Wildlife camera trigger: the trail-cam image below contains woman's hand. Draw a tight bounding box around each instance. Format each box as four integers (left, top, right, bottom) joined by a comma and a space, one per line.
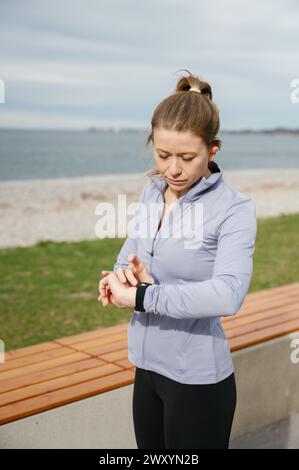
98, 271, 137, 309
98, 253, 154, 307
108, 253, 154, 286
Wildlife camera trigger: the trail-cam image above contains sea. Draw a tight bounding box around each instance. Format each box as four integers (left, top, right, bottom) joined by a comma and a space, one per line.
0, 128, 298, 182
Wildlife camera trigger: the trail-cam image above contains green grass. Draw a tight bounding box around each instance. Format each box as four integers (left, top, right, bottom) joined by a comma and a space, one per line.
1, 213, 298, 351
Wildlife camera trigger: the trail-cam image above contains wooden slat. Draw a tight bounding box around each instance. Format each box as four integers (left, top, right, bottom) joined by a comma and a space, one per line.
99, 348, 129, 363
55, 333, 127, 353
228, 317, 299, 351
0, 358, 104, 394
240, 289, 298, 309
116, 358, 135, 369
0, 352, 90, 381
0, 363, 123, 407
225, 310, 299, 339
222, 289, 299, 322
76, 340, 129, 358
5, 341, 61, 362
56, 323, 128, 346
223, 302, 299, 332
235, 283, 299, 303
0, 346, 82, 372
235, 295, 299, 316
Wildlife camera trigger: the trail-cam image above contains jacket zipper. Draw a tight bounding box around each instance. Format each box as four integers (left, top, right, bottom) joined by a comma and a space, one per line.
141, 212, 160, 367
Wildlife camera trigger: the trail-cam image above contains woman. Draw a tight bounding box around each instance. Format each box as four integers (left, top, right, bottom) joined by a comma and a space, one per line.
98, 70, 257, 449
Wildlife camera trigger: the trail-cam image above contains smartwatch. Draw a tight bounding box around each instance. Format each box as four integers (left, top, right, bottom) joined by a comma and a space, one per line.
135, 282, 153, 312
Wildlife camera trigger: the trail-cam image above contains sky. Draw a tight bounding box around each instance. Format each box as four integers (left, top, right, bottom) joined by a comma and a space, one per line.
0, 0, 298, 131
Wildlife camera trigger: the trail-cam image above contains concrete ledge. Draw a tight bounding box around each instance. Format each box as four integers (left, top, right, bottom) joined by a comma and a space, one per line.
0, 331, 298, 448
231, 330, 299, 440
230, 411, 299, 449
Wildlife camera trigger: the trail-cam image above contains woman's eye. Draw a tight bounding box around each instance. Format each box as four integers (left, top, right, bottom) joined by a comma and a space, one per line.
158, 154, 194, 162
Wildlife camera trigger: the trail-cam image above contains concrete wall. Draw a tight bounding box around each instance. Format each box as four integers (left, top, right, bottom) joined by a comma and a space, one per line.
1, 331, 298, 449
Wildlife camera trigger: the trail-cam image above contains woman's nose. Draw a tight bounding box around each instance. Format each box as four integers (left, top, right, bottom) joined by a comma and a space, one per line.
169, 158, 182, 177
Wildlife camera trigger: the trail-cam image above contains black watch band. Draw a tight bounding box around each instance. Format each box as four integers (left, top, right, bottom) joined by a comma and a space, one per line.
135, 282, 152, 312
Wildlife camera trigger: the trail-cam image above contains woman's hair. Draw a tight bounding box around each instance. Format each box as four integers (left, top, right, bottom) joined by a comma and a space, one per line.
145, 69, 222, 177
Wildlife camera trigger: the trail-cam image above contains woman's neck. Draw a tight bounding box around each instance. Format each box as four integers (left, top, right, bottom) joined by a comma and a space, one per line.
165, 169, 213, 201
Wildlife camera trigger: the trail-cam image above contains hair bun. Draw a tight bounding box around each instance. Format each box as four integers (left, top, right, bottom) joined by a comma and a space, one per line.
198, 87, 212, 100
174, 69, 213, 100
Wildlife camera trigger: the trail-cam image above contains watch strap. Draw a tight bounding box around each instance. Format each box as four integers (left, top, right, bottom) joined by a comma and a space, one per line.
135, 282, 152, 312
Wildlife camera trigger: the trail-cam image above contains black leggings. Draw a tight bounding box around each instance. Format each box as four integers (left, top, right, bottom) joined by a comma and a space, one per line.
132, 367, 237, 449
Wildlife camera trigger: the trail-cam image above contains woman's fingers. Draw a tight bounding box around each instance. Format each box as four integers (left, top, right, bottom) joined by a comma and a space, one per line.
99, 276, 111, 307
99, 276, 108, 295
102, 285, 112, 307
115, 268, 128, 284
128, 253, 143, 271
124, 267, 138, 286
101, 265, 138, 287
115, 267, 138, 286
101, 268, 129, 286
98, 272, 126, 308
98, 287, 111, 307
127, 253, 154, 284
127, 253, 137, 264
127, 253, 146, 282
99, 271, 114, 306
99, 272, 125, 308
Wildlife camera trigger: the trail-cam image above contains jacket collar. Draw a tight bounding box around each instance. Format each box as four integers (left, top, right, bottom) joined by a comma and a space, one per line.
148, 162, 223, 203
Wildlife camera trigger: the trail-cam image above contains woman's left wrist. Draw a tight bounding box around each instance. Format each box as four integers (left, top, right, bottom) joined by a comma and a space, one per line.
127, 286, 137, 308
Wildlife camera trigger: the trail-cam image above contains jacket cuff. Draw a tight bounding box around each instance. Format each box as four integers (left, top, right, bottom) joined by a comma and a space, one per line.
143, 284, 161, 314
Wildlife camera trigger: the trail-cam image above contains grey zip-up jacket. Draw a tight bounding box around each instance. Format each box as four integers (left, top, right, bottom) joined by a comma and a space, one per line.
113, 164, 257, 384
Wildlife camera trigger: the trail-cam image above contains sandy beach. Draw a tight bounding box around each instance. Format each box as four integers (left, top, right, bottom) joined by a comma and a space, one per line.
0, 168, 299, 249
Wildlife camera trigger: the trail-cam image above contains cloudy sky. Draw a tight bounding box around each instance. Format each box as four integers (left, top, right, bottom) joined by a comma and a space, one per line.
0, 0, 298, 130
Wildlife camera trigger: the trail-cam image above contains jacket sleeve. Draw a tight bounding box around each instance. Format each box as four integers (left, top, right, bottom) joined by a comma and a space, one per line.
143, 197, 257, 319
112, 186, 147, 273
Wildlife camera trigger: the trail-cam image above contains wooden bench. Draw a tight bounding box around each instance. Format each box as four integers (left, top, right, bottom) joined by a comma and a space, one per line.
1, 282, 299, 427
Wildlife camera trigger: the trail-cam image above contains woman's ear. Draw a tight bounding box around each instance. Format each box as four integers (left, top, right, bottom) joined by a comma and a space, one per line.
209, 145, 219, 158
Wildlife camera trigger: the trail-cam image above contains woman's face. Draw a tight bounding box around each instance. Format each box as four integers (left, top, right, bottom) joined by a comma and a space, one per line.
153, 127, 217, 197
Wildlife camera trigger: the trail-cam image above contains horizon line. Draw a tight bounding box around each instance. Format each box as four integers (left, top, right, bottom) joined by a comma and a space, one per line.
0, 126, 298, 133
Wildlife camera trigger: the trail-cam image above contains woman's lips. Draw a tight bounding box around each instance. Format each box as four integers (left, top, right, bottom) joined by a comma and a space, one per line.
167, 178, 187, 185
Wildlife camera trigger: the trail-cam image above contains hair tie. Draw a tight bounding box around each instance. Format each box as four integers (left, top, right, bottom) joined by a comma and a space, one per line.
189, 86, 201, 94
